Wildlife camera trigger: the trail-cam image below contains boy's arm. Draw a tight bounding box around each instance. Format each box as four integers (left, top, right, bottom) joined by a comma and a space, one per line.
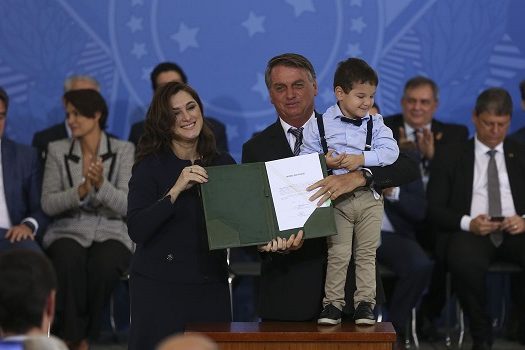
362, 116, 399, 167
299, 118, 323, 155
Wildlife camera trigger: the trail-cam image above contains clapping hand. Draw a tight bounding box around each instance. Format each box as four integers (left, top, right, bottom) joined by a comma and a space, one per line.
86, 157, 104, 190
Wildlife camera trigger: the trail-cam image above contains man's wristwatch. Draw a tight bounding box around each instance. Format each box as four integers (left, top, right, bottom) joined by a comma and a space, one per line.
361, 169, 374, 187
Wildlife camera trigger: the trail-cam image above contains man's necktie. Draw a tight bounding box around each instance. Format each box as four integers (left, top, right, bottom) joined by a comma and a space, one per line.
288, 127, 303, 156
413, 129, 429, 174
340, 116, 362, 126
487, 149, 503, 247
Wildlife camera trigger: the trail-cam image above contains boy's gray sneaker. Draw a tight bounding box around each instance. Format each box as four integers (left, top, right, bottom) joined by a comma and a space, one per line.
354, 301, 376, 325
318, 304, 342, 325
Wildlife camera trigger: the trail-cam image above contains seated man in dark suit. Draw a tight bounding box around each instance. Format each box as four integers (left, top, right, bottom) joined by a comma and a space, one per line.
242, 53, 419, 322
0, 87, 47, 252
31, 75, 101, 162
428, 87, 525, 350
383, 76, 469, 336
378, 178, 433, 339
384, 76, 469, 188
128, 62, 228, 152
509, 79, 525, 143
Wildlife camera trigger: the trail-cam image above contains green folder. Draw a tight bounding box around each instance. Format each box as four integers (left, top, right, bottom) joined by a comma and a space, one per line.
201, 154, 337, 250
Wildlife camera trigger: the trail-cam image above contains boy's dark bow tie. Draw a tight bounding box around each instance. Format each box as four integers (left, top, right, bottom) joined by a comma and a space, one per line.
340, 116, 363, 126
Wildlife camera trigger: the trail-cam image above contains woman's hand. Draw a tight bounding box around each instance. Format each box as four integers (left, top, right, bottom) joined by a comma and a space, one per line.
86, 158, 104, 190
78, 176, 92, 200
167, 165, 208, 203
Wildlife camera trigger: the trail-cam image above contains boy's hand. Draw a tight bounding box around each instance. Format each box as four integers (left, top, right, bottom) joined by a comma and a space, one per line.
325, 150, 345, 169
340, 154, 364, 171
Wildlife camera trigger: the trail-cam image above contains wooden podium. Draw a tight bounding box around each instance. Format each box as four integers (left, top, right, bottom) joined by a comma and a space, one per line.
186, 322, 396, 350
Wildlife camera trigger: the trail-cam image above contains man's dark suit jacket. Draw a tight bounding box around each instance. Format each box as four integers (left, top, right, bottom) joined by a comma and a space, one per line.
428, 138, 525, 233
384, 178, 427, 239
1, 137, 48, 235
31, 122, 68, 161
128, 117, 229, 152
510, 126, 525, 145
242, 115, 419, 321
384, 114, 469, 248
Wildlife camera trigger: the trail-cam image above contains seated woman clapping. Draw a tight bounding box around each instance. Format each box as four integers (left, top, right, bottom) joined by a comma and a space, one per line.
41, 89, 134, 350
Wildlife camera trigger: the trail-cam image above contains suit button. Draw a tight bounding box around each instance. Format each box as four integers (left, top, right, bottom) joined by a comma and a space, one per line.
166, 254, 174, 261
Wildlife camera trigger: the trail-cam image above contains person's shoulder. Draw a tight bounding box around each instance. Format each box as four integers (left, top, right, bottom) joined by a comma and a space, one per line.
204, 116, 225, 129
133, 151, 172, 173
435, 138, 472, 160
370, 113, 385, 122
509, 126, 525, 144
130, 120, 145, 130
212, 152, 236, 165
433, 119, 468, 132
24, 335, 69, 350
504, 136, 525, 151
2, 138, 38, 158
243, 120, 281, 147
382, 113, 403, 124
108, 136, 135, 153
33, 123, 66, 139
47, 138, 71, 153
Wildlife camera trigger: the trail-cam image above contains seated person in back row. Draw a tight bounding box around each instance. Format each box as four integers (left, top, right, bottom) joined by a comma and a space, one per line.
41, 89, 134, 350
128, 61, 228, 152
428, 87, 525, 350
32, 75, 101, 162
0, 87, 47, 252
300, 58, 399, 325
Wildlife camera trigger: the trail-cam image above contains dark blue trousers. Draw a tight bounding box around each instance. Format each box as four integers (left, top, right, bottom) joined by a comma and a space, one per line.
377, 231, 433, 333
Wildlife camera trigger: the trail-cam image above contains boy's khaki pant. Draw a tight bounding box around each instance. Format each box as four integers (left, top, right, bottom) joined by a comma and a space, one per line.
323, 189, 384, 311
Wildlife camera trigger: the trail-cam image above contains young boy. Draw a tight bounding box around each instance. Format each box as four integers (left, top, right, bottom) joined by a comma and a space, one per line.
300, 58, 399, 325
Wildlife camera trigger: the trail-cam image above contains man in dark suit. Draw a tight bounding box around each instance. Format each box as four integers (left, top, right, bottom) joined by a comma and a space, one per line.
32, 75, 101, 162
0, 87, 47, 252
428, 87, 525, 350
128, 62, 228, 152
509, 79, 525, 143
384, 77, 469, 336
242, 53, 419, 321
384, 76, 469, 188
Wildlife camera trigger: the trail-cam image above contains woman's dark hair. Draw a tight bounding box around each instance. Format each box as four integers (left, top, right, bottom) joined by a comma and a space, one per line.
136, 82, 217, 163
63, 89, 108, 129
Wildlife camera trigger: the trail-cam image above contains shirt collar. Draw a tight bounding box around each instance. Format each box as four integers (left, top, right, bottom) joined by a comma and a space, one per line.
474, 134, 504, 156
279, 111, 315, 134
327, 103, 370, 122
404, 121, 431, 136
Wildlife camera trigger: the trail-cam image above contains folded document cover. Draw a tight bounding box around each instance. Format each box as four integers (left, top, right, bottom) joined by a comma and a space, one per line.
201, 154, 337, 250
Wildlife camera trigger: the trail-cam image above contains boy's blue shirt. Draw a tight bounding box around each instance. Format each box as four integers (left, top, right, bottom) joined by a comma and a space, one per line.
300, 103, 399, 175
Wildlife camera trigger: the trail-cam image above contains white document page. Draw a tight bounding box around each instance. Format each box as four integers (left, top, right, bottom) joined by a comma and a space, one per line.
265, 153, 329, 231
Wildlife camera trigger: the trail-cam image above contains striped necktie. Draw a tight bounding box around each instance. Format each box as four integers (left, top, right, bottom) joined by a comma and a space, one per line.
288, 127, 303, 156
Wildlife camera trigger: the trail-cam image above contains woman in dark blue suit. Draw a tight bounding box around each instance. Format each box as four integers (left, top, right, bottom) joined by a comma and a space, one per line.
127, 82, 233, 350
